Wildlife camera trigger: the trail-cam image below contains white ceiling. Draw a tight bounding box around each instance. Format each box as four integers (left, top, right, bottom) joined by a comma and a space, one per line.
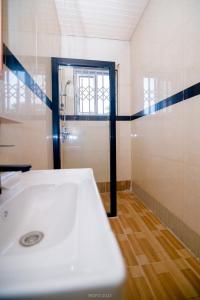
54, 0, 149, 41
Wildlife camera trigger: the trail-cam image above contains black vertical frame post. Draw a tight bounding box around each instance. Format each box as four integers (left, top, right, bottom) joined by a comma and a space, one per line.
51, 57, 117, 217
108, 63, 117, 217
51, 58, 61, 169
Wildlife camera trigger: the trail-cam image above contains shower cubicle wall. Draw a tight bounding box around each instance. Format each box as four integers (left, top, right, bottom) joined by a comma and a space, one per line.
58, 66, 110, 194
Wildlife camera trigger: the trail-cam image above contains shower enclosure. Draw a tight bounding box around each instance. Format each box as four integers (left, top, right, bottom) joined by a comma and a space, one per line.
51, 58, 116, 216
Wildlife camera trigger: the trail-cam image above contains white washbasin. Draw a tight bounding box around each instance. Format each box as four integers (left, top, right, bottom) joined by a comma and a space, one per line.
0, 169, 125, 299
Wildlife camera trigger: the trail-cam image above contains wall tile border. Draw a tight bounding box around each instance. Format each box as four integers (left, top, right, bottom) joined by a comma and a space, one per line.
3, 44, 52, 110
131, 82, 200, 121
3, 44, 200, 121
60, 115, 131, 121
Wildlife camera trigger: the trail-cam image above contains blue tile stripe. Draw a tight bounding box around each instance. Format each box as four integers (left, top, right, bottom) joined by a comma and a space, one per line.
60, 115, 109, 121
3, 44, 52, 110
3, 45, 200, 121
184, 82, 200, 100
60, 115, 131, 121
131, 91, 183, 120
131, 83, 200, 120
116, 115, 131, 121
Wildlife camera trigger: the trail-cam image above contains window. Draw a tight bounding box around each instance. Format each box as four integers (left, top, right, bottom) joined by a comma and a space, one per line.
74, 68, 110, 115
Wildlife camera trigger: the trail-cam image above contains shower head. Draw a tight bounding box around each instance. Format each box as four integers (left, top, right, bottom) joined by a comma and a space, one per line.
63, 80, 71, 92
61, 80, 72, 98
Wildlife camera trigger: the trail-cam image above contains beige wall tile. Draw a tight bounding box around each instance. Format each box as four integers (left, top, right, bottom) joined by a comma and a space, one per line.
130, 0, 200, 243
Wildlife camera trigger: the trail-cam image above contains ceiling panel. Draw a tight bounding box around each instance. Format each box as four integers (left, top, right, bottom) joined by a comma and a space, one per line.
55, 0, 149, 41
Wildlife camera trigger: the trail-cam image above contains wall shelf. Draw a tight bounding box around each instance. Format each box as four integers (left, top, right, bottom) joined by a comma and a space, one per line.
0, 114, 22, 124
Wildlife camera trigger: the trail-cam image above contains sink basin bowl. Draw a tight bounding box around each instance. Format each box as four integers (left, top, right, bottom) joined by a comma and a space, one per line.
0, 169, 125, 299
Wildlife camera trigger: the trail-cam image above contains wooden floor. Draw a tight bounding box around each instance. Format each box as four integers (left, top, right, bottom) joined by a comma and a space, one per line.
101, 191, 200, 300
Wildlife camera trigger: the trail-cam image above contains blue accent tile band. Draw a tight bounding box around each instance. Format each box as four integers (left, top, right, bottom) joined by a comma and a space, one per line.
184, 82, 200, 100
60, 115, 131, 121
3, 45, 200, 122
60, 115, 109, 121
116, 115, 131, 121
60, 83, 200, 122
131, 83, 200, 120
3, 44, 52, 110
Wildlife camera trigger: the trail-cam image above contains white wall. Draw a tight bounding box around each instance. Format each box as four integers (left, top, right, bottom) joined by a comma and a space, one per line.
1, 0, 200, 253
60, 36, 132, 181
61, 121, 110, 182
0, 1, 131, 182
130, 0, 200, 238
0, 0, 61, 170
61, 36, 131, 115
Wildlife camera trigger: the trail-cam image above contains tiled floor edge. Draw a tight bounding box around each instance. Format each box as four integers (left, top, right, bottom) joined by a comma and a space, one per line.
132, 182, 200, 260
97, 180, 131, 193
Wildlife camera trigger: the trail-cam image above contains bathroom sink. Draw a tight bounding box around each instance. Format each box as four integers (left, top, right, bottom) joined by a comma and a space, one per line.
0, 169, 125, 299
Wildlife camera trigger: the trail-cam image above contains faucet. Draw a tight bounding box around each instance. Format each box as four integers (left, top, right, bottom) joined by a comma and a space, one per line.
0, 164, 32, 194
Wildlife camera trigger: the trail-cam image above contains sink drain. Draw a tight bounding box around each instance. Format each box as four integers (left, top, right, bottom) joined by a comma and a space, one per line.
19, 231, 44, 247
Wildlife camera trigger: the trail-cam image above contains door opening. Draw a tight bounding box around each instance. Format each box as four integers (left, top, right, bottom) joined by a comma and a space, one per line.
51, 58, 116, 217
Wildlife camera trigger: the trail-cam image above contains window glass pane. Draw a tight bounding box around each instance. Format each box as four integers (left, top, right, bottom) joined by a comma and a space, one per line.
98, 99, 103, 114
83, 99, 89, 113
104, 100, 110, 114
97, 75, 102, 89
104, 75, 109, 88
79, 76, 95, 113
103, 75, 109, 114
82, 77, 88, 87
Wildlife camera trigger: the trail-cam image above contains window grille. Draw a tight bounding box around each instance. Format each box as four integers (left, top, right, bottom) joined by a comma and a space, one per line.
74, 68, 110, 115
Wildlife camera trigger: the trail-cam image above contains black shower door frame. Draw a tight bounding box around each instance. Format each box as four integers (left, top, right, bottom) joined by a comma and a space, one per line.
51, 57, 117, 217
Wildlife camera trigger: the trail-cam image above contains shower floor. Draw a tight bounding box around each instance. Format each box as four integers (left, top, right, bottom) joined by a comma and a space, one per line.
101, 192, 200, 300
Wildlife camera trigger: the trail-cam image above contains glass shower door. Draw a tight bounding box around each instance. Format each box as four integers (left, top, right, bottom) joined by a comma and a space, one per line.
59, 65, 110, 212
52, 58, 116, 216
